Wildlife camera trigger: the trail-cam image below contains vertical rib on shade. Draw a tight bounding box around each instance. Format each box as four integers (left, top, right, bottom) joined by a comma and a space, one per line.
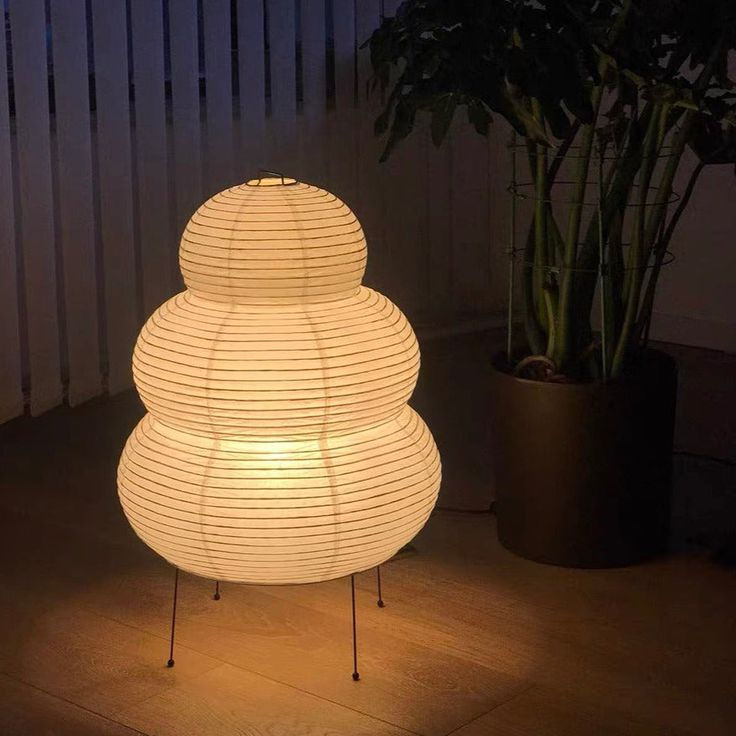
118, 177, 441, 584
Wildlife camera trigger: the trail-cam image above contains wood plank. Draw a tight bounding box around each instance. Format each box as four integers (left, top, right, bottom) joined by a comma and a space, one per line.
169, 0, 204, 263
142, 576, 526, 736
265, 0, 297, 172
0, 0, 23, 421
0, 673, 141, 736
0, 578, 221, 719
0, 503, 523, 736
49, 0, 102, 407
130, 0, 172, 314
237, 0, 266, 178
202, 0, 234, 193
90, 0, 139, 393
257, 513, 736, 736
117, 663, 413, 736
450, 685, 697, 736
385, 518, 736, 736
0, 504, 524, 736
9, 0, 62, 415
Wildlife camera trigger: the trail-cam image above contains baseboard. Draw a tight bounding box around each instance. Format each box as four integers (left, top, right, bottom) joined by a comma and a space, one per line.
416, 312, 506, 341
415, 310, 736, 355
649, 312, 736, 353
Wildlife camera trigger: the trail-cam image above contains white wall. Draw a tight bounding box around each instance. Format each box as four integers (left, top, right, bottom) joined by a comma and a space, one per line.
650, 148, 736, 353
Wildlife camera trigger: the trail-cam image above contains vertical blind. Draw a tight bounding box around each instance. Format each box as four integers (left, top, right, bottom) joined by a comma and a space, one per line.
0, 0, 506, 422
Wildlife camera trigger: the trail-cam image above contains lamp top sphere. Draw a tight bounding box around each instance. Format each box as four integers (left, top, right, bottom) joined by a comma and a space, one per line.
179, 177, 367, 304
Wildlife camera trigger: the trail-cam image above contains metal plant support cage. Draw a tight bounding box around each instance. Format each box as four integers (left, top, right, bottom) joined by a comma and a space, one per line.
504, 133, 677, 380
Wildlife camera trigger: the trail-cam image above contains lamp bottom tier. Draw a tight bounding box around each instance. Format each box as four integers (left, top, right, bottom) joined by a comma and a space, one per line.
117, 406, 441, 584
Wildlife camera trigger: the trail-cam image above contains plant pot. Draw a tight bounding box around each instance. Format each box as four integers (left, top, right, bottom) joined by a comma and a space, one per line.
489, 349, 677, 567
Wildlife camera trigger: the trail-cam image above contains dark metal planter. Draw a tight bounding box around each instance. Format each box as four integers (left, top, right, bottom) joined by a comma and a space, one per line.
489, 349, 677, 568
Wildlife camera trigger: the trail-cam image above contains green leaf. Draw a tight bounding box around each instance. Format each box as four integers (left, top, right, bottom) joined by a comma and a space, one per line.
466, 99, 491, 137
503, 91, 552, 145
374, 109, 391, 137
688, 114, 736, 163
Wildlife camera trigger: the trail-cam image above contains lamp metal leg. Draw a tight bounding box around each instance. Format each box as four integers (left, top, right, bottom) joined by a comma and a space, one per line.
213, 580, 220, 600
351, 574, 360, 681
376, 565, 385, 607
167, 567, 179, 668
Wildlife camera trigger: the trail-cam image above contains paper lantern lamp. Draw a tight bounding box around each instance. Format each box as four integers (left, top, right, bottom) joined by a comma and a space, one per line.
118, 176, 441, 586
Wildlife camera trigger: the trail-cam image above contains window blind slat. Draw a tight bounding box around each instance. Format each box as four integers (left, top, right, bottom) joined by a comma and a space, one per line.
0, 1, 23, 420
266, 0, 297, 172
354, 1, 384, 290
90, 0, 138, 393
330, 0, 357, 208
169, 0, 203, 252
299, 0, 327, 183
0, 0, 503, 426
131, 0, 172, 316
237, 0, 266, 176
50, 0, 102, 406
9, 0, 62, 415
376, 0, 425, 315
203, 0, 234, 192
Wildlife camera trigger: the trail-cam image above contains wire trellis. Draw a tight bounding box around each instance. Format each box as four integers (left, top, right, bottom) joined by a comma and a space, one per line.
505, 131, 676, 380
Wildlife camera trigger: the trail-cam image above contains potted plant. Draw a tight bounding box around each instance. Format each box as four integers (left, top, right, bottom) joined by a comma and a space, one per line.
367, 0, 736, 566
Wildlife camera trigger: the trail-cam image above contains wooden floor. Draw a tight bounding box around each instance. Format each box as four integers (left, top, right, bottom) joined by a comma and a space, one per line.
1, 334, 735, 735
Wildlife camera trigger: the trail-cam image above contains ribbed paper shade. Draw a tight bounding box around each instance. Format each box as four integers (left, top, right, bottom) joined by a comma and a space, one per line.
119, 407, 439, 584
133, 288, 419, 437
118, 177, 441, 584
180, 178, 366, 303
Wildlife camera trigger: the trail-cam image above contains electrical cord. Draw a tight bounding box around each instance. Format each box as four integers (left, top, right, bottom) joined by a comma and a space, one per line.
673, 450, 736, 467
434, 501, 495, 515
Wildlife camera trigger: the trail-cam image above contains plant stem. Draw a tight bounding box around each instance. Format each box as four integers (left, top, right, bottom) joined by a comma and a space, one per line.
639, 34, 725, 261
531, 98, 551, 348
572, 102, 654, 358
548, 121, 581, 184
611, 36, 725, 373
522, 223, 546, 355
635, 159, 705, 346
611, 103, 662, 376
543, 288, 557, 358
547, 207, 564, 264
552, 106, 597, 370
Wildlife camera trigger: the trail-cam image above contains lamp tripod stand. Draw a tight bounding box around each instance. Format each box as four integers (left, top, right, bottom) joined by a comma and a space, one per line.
118, 177, 441, 685
165, 564, 386, 681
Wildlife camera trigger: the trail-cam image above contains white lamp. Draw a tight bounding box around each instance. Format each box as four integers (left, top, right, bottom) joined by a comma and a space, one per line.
118, 176, 441, 587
